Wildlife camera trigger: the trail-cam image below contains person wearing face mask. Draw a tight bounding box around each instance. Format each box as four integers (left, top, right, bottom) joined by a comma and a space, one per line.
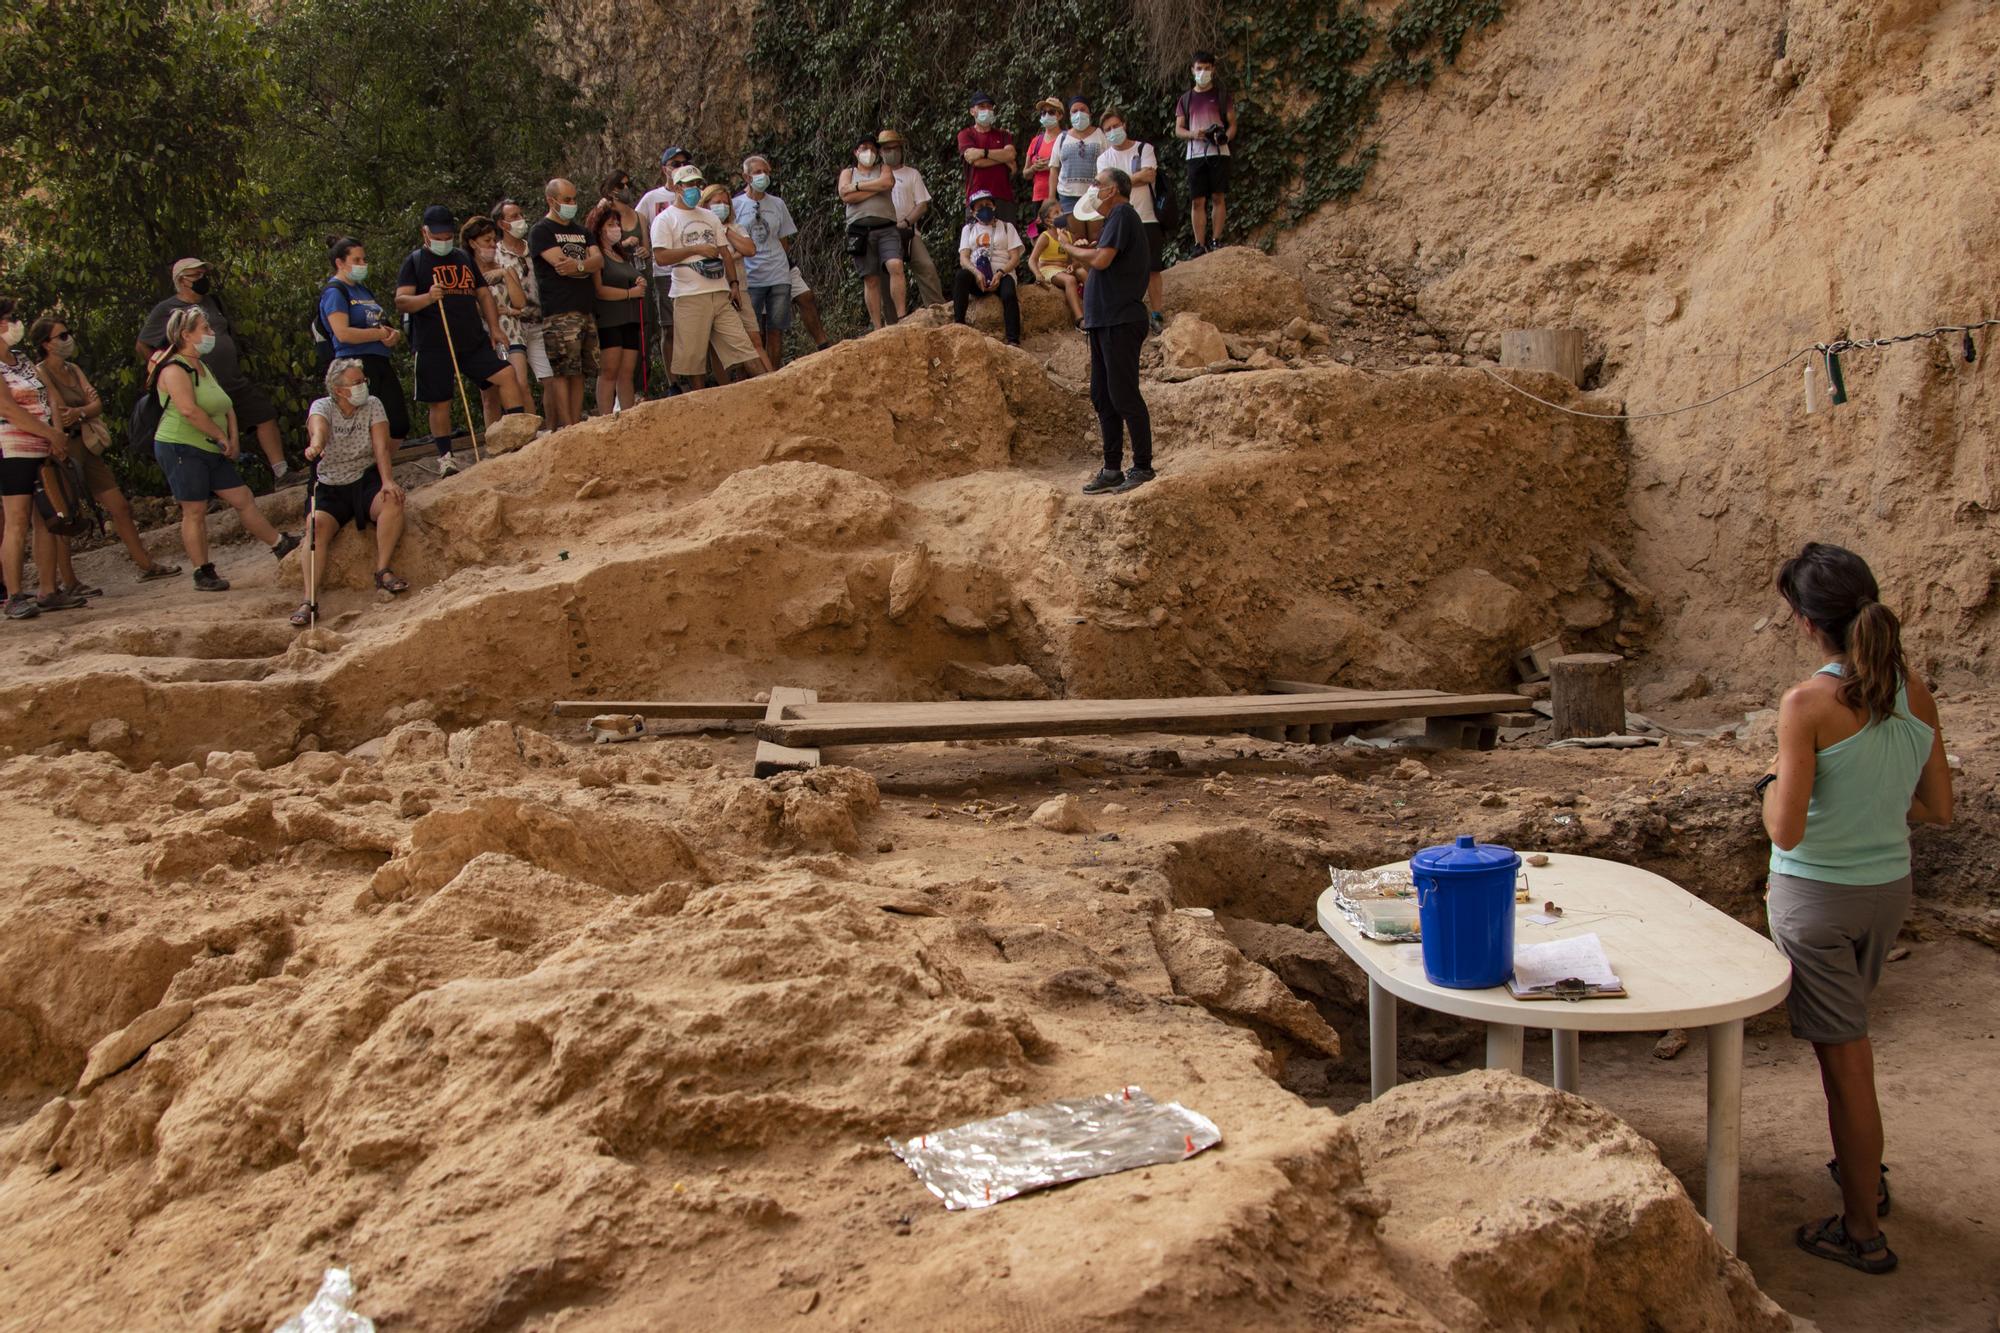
736, 155, 800, 369
1175, 50, 1237, 254
147, 307, 303, 592
651, 165, 763, 392
876, 129, 944, 309
1095, 110, 1166, 333
1023, 97, 1066, 226
0, 297, 86, 619
700, 183, 772, 377
529, 180, 604, 429
1063, 168, 1157, 495
491, 198, 552, 404
636, 147, 693, 373
463, 216, 533, 430
595, 171, 654, 393
839, 136, 907, 330
1053, 97, 1109, 235
951, 191, 1023, 346
136, 258, 293, 483
30, 316, 181, 585
315, 238, 410, 455
587, 203, 648, 414
396, 204, 529, 472
957, 92, 1019, 224
293, 358, 410, 627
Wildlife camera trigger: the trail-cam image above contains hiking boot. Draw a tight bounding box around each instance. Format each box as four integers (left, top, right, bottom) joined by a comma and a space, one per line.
38, 588, 88, 611
193, 564, 230, 593
1082, 468, 1126, 495
271, 532, 302, 562
3, 594, 38, 620
1115, 466, 1156, 493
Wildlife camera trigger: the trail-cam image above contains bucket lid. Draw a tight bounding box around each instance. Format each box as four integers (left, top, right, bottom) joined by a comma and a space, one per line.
1411, 834, 1521, 875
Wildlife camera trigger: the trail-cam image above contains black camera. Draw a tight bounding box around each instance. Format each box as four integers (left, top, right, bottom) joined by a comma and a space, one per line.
1203, 125, 1229, 147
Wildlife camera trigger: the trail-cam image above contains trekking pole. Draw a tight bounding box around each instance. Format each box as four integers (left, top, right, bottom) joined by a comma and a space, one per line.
433, 288, 485, 464
304, 464, 319, 631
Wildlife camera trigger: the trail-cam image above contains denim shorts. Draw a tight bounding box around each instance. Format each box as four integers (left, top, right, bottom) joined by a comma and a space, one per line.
748, 284, 793, 333
154, 439, 246, 502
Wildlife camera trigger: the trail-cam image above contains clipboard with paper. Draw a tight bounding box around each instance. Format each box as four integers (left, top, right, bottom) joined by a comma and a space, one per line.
1506, 932, 1628, 1001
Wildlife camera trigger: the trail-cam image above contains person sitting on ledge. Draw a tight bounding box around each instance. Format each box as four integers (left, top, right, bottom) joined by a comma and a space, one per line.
951, 190, 1023, 346
292, 357, 409, 627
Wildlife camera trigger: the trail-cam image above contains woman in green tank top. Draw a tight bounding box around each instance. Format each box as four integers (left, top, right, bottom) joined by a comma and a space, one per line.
1760, 542, 1952, 1275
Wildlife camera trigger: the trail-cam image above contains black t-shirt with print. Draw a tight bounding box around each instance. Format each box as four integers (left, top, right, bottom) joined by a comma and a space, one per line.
1082, 202, 1152, 329
396, 247, 488, 353
528, 217, 596, 315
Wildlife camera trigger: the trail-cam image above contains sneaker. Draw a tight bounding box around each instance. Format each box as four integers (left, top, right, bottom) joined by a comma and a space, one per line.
272, 458, 291, 480
38, 588, 88, 611
1149, 312, 1164, 337
1115, 466, 1157, 493
270, 532, 302, 562
138, 562, 182, 581
3, 594, 38, 620
193, 564, 230, 593
1082, 468, 1126, 495
59, 581, 103, 599
436, 453, 461, 477
1190, 241, 1209, 256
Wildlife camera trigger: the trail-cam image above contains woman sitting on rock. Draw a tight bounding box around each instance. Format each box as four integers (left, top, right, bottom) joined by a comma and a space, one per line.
1760, 541, 1952, 1275
293, 357, 408, 627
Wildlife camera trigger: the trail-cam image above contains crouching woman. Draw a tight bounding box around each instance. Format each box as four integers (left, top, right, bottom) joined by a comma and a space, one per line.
294, 357, 408, 627
1760, 541, 1952, 1275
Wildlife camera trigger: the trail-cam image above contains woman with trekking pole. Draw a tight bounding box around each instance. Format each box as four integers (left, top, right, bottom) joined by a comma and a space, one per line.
1760, 542, 1952, 1275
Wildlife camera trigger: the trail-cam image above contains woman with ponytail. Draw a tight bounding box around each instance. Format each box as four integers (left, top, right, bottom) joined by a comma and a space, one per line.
1761, 541, 1952, 1274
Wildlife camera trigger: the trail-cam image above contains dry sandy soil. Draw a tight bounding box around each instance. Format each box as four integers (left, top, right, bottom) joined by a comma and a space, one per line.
5, 10, 2000, 1311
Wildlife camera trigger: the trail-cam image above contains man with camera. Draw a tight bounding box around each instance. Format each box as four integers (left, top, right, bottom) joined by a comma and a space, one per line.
1174, 51, 1238, 254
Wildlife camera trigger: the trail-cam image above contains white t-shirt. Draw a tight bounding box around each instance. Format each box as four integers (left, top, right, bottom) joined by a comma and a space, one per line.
636, 184, 677, 238
1098, 141, 1158, 224
890, 166, 931, 226
650, 204, 731, 299
957, 220, 1024, 272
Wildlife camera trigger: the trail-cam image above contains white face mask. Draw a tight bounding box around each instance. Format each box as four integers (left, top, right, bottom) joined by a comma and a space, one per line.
196, 332, 217, 355
345, 383, 369, 407
0, 322, 20, 349
1193, 67, 1213, 88
507, 218, 529, 239
856, 149, 876, 167
1105, 127, 1127, 146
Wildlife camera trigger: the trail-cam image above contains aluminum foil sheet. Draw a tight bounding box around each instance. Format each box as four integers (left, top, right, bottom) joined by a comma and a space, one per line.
1328, 864, 1421, 941
888, 1087, 1222, 1209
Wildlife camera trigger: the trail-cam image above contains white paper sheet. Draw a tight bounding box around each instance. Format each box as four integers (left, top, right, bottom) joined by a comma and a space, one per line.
1513, 932, 1620, 990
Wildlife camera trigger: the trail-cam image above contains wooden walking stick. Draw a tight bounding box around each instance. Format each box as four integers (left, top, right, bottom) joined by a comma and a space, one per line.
433, 282, 485, 464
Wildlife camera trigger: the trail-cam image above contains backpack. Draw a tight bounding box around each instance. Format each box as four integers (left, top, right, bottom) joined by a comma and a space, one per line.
128, 354, 194, 458
1142, 141, 1179, 233
33, 455, 92, 537
310, 278, 351, 370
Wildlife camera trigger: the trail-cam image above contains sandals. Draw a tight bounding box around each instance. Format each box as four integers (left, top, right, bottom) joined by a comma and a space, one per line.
1797, 1214, 1897, 1274
289, 601, 317, 628
1828, 1158, 1891, 1217
138, 562, 182, 581
374, 569, 409, 595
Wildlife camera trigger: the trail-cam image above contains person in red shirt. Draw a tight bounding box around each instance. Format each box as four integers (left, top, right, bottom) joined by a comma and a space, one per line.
956, 91, 1019, 225
1022, 96, 1065, 226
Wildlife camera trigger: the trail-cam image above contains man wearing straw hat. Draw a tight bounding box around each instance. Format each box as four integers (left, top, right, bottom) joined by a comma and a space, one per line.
394, 205, 530, 472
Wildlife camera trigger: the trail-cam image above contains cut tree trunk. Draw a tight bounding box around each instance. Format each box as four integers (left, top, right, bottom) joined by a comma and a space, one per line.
1500, 329, 1587, 386
1550, 653, 1625, 740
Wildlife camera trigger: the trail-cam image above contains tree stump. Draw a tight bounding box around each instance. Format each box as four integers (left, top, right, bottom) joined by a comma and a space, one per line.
1500, 329, 1587, 386
1550, 653, 1625, 740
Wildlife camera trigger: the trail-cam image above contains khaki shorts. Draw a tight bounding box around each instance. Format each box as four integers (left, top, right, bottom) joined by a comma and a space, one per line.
76, 443, 118, 496
671, 290, 760, 377
1767, 871, 1912, 1044
541, 310, 599, 379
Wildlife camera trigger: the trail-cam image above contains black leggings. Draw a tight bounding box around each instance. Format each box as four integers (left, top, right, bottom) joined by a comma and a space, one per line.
1088, 322, 1152, 471
951, 271, 1020, 344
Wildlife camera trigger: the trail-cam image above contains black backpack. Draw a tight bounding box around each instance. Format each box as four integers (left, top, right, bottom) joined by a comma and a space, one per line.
1144, 141, 1179, 234
128, 354, 194, 458
33, 455, 93, 537
310, 277, 352, 370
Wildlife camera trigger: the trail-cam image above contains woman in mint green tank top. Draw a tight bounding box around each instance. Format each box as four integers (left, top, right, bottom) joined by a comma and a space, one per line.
1761, 543, 1952, 1276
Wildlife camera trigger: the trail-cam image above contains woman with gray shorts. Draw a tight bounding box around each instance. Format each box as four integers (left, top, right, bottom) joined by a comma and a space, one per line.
1760, 541, 1953, 1274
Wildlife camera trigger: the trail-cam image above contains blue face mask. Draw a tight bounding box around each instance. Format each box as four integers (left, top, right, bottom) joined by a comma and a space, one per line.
1105, 127, 1127, 146
750, 173, 770, 192
1071, 110, 1090, 129
681, 186, 703, 206
974, 108, 995, 127
556, 202, 578, 221
196, 333, 217, 355
975, 207, 995, 223
427, 238, 453, 257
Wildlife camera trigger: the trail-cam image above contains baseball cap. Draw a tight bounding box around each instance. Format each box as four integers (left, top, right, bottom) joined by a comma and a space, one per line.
672, 164, 706, 185
968, 189, 996, 204
170, 257, 207, 280
968, 90, 995, 108
422, 204, 457, 231
659, 145, 688, 165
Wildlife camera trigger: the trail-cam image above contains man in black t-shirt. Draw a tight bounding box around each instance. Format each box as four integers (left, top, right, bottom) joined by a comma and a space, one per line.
1065, 168, 1156, 495
526, 178, 602, 429
393, 204, 527, 474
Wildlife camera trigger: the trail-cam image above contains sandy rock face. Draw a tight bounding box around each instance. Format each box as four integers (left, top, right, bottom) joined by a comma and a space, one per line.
1163, 247, 1310, 332
1160, 313, 1230, 368
1348, 1070, 1790, 1332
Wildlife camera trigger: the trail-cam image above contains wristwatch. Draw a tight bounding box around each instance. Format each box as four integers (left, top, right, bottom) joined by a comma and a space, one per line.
1752, 773, 1778, 799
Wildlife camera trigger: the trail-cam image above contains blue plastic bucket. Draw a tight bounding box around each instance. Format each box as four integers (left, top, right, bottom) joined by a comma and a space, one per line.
1411, 835, 1520, 988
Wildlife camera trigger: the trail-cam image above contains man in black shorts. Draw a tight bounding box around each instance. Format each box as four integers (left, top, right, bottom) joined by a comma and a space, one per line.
1173, 50, 1238, 254
393, 205, 528, 475
135, 256, 295, 482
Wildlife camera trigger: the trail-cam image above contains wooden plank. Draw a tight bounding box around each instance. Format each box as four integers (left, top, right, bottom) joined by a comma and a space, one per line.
758, 691, 1531, 747
1266, 680, 1452, 699
551, 700, 767, 719
754, 686, 821, 778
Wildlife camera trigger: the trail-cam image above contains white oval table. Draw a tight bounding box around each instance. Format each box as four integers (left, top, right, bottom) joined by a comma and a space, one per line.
1316, 851, 1792, 1251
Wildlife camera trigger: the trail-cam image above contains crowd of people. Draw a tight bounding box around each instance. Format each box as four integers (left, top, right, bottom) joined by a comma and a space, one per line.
0, 53, 1238, 620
